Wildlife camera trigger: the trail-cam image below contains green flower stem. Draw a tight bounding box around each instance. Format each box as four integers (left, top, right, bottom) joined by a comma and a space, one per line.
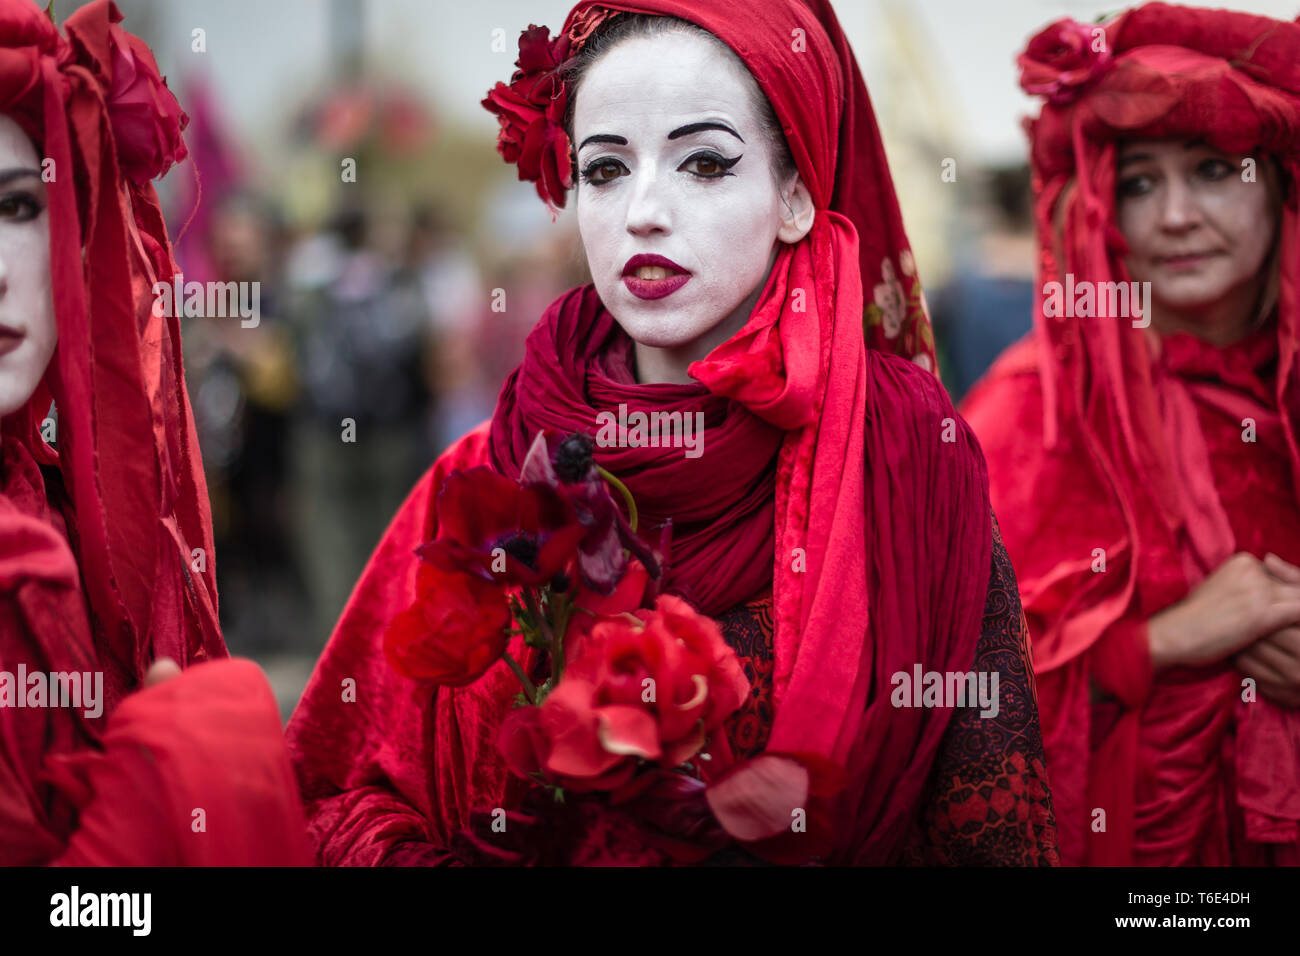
523, 587, 552, 646
597, 466, 638, 533
550, 592, 571, 685
504, 653, 538, 705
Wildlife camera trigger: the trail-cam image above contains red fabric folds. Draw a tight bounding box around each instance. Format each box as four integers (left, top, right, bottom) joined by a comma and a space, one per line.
0, 0, 222, 693
963, 3, 1300, 864
0, 1, 310, 867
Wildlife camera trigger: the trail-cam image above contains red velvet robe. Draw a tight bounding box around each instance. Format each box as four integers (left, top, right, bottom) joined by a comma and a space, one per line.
286, 422, 1059, 865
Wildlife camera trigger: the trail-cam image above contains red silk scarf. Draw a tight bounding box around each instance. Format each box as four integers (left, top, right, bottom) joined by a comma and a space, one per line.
489, 0, 993, 863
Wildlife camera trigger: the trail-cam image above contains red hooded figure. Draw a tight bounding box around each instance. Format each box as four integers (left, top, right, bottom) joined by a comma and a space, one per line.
0, 0, 311, 865
288, 0, 1059, 865
964, 3, 1300, 865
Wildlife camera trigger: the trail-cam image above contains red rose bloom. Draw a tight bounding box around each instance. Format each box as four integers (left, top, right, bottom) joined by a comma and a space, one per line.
1019, 18, 1114, 105
481, 24, 574, 213
59, 1, 189, 183
105, 22, 189, 182
499, 594, 750, 792
383, 562, 511, 686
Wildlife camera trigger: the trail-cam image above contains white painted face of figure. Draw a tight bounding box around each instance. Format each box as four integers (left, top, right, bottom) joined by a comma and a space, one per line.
1116, 138, 1278, 346
573, 30, 813, 384
0, 113, 54, 418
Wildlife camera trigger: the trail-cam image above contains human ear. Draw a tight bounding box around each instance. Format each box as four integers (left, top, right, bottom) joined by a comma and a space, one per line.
777, 174, 815, 243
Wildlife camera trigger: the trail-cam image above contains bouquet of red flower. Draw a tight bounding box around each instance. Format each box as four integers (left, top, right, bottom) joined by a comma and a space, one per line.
384, 430, 779, 862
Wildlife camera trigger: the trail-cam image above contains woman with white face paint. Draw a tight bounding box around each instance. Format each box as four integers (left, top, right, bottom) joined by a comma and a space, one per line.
0, 0, 310, 865
288, 1, 1058, 866
963, 5, 1300, 865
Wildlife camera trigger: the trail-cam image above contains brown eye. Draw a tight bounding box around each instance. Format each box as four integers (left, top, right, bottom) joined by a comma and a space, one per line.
580, 159, 627, 186
0, 191, 41, 221
679, 151, 740, 180
1117, 174, 1153, 199
688, 155, 719, 175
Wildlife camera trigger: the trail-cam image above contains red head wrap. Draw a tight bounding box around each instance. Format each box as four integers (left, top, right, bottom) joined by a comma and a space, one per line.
482, 0, 993, 862
0, 0, 220, 691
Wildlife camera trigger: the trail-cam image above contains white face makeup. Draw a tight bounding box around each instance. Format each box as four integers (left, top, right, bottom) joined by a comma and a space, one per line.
0, 113, 53, 418
1116, 138, 1277, 345
573, 30, 811, 384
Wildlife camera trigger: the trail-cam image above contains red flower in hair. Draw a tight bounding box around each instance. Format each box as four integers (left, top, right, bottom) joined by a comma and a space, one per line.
481, 9, 619, 214
104, 21, 189, 182
1019, 18, 1114, 106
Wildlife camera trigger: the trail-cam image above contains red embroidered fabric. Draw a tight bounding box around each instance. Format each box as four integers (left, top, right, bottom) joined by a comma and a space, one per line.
718, 524, 1059, 866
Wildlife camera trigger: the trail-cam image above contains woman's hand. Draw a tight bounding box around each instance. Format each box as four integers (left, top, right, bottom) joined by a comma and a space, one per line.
1233, 626, 1300, 708
1148, 552, 1300, 671
1229, 555, 1300, 707
143, 657, 181, 687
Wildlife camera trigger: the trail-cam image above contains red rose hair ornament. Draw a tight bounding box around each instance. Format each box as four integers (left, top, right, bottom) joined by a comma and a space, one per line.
481, 6, 619, 217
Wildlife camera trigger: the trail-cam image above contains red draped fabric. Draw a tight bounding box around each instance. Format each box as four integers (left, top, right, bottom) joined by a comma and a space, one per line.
0, 0, 310, 866
287, 0, 1016, 865
962, 2, 1300, 865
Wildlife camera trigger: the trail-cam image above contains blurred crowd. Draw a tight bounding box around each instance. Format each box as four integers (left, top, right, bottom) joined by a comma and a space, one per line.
175, 183, 588, 661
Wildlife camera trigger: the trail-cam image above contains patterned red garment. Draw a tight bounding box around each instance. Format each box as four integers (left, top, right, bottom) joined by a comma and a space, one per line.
717, 525, 1058, 866
967, 320, 1300, 865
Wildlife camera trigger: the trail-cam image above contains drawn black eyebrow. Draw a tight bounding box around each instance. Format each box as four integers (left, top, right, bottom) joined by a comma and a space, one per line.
667, 121, 744, 143
578, 121, 745, 154
577, 133, 627, 152
0, 167, 42, 186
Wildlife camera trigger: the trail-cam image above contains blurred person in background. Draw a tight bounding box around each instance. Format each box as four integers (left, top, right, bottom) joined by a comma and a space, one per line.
963, 5, 1300, 866
285, 201, 433, 648
183, 190, 309, 656
930, 164, 1035, 403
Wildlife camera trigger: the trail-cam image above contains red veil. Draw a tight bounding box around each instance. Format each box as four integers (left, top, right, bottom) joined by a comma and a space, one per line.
963, 3, 1300, 864
0, 1, 309, 865
290, 0, 996, 864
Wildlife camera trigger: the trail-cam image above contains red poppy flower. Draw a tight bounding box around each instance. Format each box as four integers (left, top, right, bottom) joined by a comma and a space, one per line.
418, 466, 585, 588
383, 562, 511, 686
520, 430, 662, 593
